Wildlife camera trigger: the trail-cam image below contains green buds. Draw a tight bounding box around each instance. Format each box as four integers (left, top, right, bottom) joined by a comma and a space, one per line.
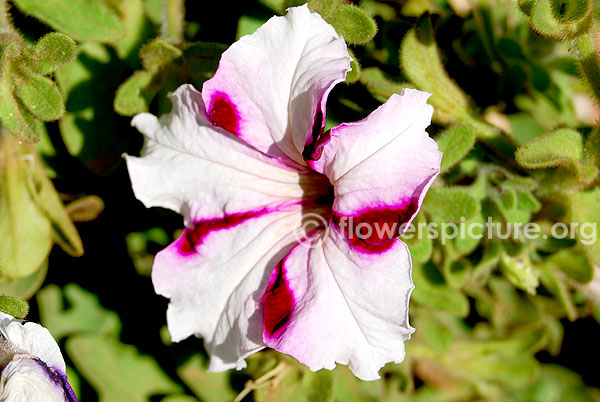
0, 33, 76, 143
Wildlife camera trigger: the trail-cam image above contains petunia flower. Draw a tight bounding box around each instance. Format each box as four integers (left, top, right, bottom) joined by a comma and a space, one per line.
126, 4, 441, 380
0, 312, 76, 401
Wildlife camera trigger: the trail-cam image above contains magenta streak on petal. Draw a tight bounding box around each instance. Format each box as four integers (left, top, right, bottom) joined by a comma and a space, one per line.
332, 198, 418, 254
207, 91, 240, 136
176, 209, 267, 255
261, 257, 295, 339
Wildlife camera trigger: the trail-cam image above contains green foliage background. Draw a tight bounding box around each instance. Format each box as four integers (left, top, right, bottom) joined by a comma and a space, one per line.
0, 0, 600, 400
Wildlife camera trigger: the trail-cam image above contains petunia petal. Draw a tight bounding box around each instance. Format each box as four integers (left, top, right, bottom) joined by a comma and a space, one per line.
0, 312, 65, 373
202, 4, 351, 167
308, 89, 442, 249
126, 85, 326, 227
153, 208, 314, 370
261, 225, 414, 381
0, 356, 76, 402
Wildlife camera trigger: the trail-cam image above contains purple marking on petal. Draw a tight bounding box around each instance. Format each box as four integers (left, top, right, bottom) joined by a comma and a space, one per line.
32, 358, 77, 401
207, 91, 240, 135
176, 209, 268, 255
261, 258, 295, 339
332, 198, 418, 254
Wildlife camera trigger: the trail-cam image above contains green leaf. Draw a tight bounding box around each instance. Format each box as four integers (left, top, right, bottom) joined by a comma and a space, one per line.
0, 261, 48, 300
490, 189, 541, 224
303, 370, 335, 402
546, 248, 594, 283
436, 125, 476, 173
400, 16, 469, 126
24, 33, 77, 75
177, 355, 237, 402
12, 0, 125, 42
327, 5, 377, 45
0, 137, 52, 278
181, 42, 228, 77
401, 213, 432, 264
538, 266, 577, 321
236, 15, 266, 39
37, 284, 121, 339
423, 187, 480, 222
26, 155, 83, 257
412, 263, 470, 317
0, 295, 29, 318
112, 0, 149, 63
419, 315, 452, 353
345, 48, 361, 84
0, 66, 44, 143
140, 38, 182, 73
15, 67, 64, 121
509, 365, 596, 402
530, 0, 592, 40
161, 396, 198, 402
574, 32, 600, 106
570, 187, 600, 266
67, 334, 182, 401
516, 128, 583, 169
56, 43, 130, 175
360, 67, 411, 103
114, 70, 154, 116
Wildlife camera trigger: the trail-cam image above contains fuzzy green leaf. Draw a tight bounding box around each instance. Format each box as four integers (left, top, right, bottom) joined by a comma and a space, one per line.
360, 67, 411, 103
0, 69, 44, 143
25, 33, 77, 75
0, 296, 29, 319
140, 38, 182, 73
15, 68, 64, 121
12, 0, 125, 42
516, 128, 583, 169
530, 0, 592, 40
423, 187, 480, 222
327, 5, 377, 45
114, 70, 154, 116
436, 125, 476, 173
400, 16, 469, 125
